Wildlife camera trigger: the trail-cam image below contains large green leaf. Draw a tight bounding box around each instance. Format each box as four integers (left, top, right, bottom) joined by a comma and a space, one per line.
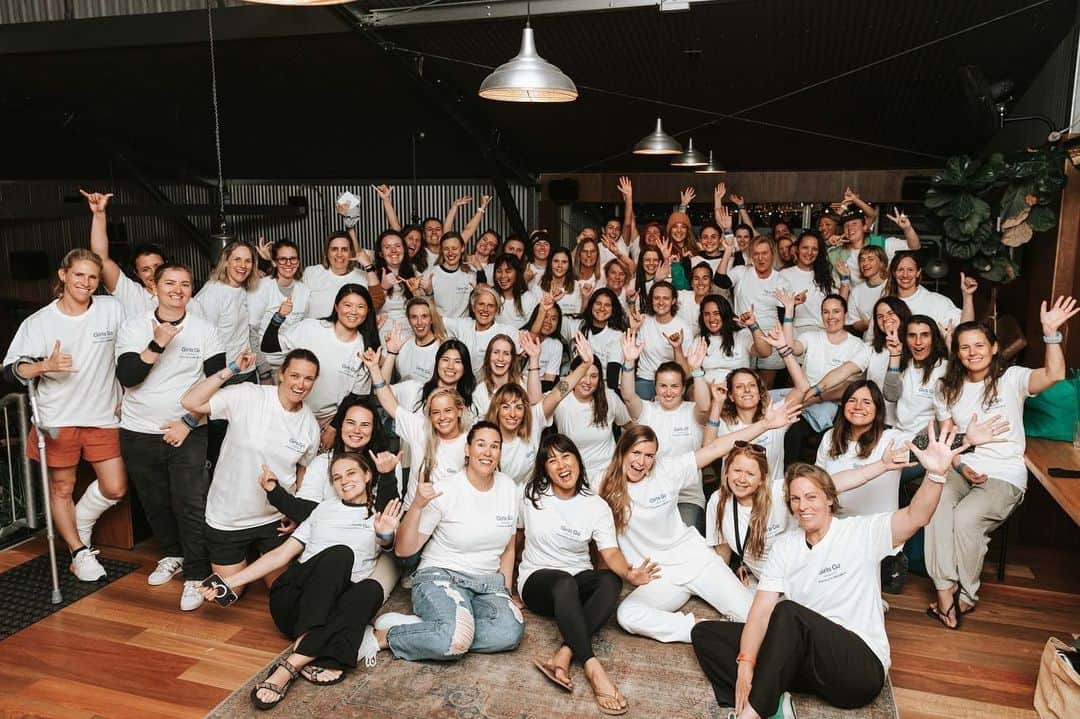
1027, 205, 1056, 232
924, 187, 954, 211
952, 193, 975, 219
970, 153, 1005, 188
943, 216, 967, 240
945, 238, 979, 258
1000, 181, 1034, 221
979, 255, 1020, 283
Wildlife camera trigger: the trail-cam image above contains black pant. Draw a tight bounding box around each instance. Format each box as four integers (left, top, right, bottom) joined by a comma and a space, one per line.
269, 545, 384, 670
121, 426, 211, 579
783, 418, 819, 465
521, 569, 622, 662
691, 601, 884, 717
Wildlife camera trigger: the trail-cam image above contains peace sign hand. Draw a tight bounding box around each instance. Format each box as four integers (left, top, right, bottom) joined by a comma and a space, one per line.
886, 207, 911, 230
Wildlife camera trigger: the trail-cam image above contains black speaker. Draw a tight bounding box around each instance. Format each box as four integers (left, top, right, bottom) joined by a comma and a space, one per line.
547, 179, 579, 205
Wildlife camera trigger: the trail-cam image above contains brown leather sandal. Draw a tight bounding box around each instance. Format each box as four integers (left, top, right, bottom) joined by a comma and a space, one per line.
250, 659, 299, 710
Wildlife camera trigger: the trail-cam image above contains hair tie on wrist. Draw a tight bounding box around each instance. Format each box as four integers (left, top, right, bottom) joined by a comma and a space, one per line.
372, 380, 387, 390
228, 360, 242, 375
706, 418, 721, 428
1043, 332, 1063, 344
271, 313, 286, 325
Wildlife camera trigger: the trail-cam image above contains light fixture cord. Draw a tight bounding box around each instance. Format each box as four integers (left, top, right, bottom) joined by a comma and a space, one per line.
207, 1, 226, 228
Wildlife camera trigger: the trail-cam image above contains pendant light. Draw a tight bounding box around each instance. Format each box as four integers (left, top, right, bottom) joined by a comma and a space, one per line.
479, 22, 578, 102
632, 118, 682, 155
695, 150, 726, 174
207, 2, 233, 246
671, 137, 707, 167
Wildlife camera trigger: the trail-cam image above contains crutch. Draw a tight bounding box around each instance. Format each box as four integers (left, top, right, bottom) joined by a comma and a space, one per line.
26, 379, 63, 605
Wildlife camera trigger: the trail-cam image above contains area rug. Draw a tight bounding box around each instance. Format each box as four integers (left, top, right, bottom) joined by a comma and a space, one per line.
0, 552, 139, 641
208, 589, 898, 719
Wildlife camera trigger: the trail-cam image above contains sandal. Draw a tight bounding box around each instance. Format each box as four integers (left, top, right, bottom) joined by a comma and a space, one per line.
926, 588, 962, 630
534, 659, 573, 692
300, 664, 346, 686
593, 689, 629, 716
250, 659, 299, 710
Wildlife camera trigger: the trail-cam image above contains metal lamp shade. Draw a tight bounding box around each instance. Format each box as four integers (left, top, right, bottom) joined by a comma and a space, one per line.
923, 256, 949, 280
695, 150, 726, 174
479, 26, 578, 103
671, 137, 707, 167
633, 118, 682, 155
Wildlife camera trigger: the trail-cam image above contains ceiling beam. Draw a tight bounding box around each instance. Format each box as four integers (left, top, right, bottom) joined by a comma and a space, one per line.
361, 0, 728, 27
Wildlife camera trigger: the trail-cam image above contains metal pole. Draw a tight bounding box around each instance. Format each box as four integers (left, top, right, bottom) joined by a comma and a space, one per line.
26, 383, 62, 605
13, 393, 39, 529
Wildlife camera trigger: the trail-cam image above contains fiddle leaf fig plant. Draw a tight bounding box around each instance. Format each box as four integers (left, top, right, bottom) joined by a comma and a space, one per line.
924, 146, 1067, 282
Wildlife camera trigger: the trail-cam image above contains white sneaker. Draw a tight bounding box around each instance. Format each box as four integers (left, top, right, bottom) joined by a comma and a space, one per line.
70, 548, 107, 582
148, 556, 184, 586
358, 625, 379, 667
400, 571, 417, 589
374, 612, 422, 632
180, 580, 205, 612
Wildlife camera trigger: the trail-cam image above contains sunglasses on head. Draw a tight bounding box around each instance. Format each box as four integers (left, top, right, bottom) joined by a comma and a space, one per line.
734, 440, 766, 455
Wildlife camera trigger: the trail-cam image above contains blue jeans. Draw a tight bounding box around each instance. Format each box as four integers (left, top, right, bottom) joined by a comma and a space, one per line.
387, 567, 524, 661
635, 377, 656, 401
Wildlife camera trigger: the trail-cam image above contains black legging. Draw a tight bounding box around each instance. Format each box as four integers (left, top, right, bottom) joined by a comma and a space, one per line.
520, 568, 622, 663
691, 601, 884, 717
269, 545, 384, 670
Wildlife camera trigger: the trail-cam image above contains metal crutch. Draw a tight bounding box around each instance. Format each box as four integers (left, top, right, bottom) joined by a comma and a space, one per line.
26, 380, 63, 605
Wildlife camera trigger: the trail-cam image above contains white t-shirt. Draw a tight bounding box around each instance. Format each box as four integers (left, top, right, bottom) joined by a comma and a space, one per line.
719, 418, 787, 485
704, 480, 790, 578
377, 286, 409, 341
865, 348, 897, 426
293, 499, 381, 583
702, 330, 755, 384
496, 288, 539, 328
637, 401, 705, 509
418, 470, 519, 576
817, 427, 905, 516
798, 330, 871, 386
847, 281, 885, 340
395, 337, 440, 384
395, 406, 468, 507
551, 281, 583, 317
517, 489, 618, 593
727, 265, 789, 330
538, 336, 564, 377
553, 390, 630, 492
618, 453, 715, 585
498, 404, 552, 485
934, 366, 1033, 491
116, 309, 223, 434
835, 237, 909, 287
444, 318, 517, 379
759, 514, 895, 670
249, 276, 311, 369
206, 384, 320, 531
561, 319, 621, 369
303, 265, 368, 321
894, 360, 947, 439
190, 282, 251, 362
297, 452, 403, 506
780, 266, 829, 333
635, 315, 693, 381
426, 266, 475, 319
3, 297, 123, 429
279, 319, 370, 419
899, 286, 962, 328
111, 272, 157, 318
676, 290, 701, 334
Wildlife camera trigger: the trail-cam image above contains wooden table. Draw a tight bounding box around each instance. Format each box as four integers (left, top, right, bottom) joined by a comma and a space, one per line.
1024, 437, 1080, 525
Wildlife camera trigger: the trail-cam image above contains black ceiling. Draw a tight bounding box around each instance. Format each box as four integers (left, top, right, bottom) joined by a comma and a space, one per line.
0, 0, 1075, 182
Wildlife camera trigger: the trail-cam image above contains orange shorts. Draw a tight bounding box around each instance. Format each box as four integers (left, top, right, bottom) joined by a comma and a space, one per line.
26, 426, 121, 468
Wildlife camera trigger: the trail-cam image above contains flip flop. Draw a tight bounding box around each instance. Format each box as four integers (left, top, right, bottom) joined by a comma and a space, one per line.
926, 589, 961, 630
594, 690, 629, 716
534, 659, 573, 692
300, 665, 346, 686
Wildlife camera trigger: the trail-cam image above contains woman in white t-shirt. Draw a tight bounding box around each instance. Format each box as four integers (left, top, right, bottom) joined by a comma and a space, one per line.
387, 339, 477, 420
200, 452, 403, 710
493, 253, 539, 328
841, 245, 889, 339
697, 294, 771, 384
303, 232, 380, 320
882, 251, 972, 331
861, 296, 913, 426
601, 404, 800, 645
424, 232, 476, 320
191, 240, 258, 376
619, 333, 710, 532
525, 231, 551, 288
882, 314, 949, 473
573, 237, 603, 291
373, 229, 420, 342
561, 287, 627, 386
691, 434, 962, 719
262, 283, 380, 449
473, 333, 531, 418
625, 281, 692, 401
522, 298, 566, 389
602, 259, 633, 311
443, 285, 517, 377
779, 231, 835, 339
249, 239, 311, 381
537, 248, 581, 317
82, 189, 162, 318
181, 348, 321, 589
926, 301, 1078, 627
380, 297, 445, 386
521, 433, 659, 714
374, 422, 524, 662
3, 248, 126, 583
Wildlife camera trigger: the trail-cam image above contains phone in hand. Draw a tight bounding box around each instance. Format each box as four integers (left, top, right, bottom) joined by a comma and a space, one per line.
201, 573, 239, 607
907, 430, 969, 464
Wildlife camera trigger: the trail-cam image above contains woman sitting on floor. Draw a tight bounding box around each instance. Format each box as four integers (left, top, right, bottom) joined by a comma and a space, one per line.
199, 452, 403, 710
691, 424, 965, 719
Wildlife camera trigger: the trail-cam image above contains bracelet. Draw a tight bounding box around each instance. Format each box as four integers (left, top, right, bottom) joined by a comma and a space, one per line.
889, 353, 902, 358
782, 317, 794, 324
622, 363, 636, 372
372, 380, 387, 390
386, 350, 399, 356
529, 366, 541, 372
706, 418, 721, 428
147, 339, 165, 354
271, 313, 286, 325
925, 472, 947, 485
811, 385, 822, 397
955, 461, 968, 475
736, 652, 755, 667
180, 413, 199, 430
691, 369, 705, 379
1044, 332, 1063, 344
887, 367, 901, 374
777, 347, 793, 358
840, 274, 851, 281
735, 204, 746, 211
375, 530, 395, 542
362, 264, 376, 273
228, 360, 242, 375
748, 323, 761, 333
723, 232, 735, 239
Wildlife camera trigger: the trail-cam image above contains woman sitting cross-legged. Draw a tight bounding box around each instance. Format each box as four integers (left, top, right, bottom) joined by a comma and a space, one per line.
521, 433, 660, 715
373, 422, 524, 660
691, 423, 966, 719
198, 453, 404, 710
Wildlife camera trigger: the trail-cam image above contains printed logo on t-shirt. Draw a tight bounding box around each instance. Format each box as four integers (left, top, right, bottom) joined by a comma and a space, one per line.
817, 562, 847, 583
92, 329, 116, 343
179, 345, 202, 360
647, 491, 672, 507
495, 513, 515, 528
558, 523, 583, 540
916, 385, 935, 398
286, 437, 309, 453
671, 424, 691, 438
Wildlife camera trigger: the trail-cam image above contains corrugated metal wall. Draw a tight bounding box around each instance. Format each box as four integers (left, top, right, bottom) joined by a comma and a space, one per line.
0, 179, 536, 303
0, 0, 247, 23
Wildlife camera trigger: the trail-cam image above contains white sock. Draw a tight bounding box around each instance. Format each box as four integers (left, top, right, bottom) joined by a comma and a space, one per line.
75, 481, 119, 546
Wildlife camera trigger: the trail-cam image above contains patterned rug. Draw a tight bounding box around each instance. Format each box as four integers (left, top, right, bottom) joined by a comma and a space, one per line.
208, 588, 899, 719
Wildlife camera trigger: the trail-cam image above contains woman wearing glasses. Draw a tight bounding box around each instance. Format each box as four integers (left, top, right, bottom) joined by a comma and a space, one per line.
249, 240, 311, 382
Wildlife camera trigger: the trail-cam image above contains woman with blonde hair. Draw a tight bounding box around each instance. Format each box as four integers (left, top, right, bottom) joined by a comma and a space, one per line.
192, 240, 258, 380
474, 333, 534, 416
379, 297, 446, 385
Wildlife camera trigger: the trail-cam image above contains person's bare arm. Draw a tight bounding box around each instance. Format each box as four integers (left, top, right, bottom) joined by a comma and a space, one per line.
460, 195, 492, 243
618, 330, 645, 420
442, 195, 472, 234
80, 190, 123, 292
734, 590, 783, 714
617, 176, 638, 244
373, 185, 402, 231
1028, 296, 1078, 394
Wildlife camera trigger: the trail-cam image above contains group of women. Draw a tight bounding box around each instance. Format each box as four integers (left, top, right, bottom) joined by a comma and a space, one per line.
3, 181, 1076, 718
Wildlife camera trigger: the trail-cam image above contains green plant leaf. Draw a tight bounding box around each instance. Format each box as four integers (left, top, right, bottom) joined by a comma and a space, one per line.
924, 187, 954, 211
1000, 181, 1033, 220
952, 193, 975, 219
945, 238, 978, 258
1027, 205, 1056, 232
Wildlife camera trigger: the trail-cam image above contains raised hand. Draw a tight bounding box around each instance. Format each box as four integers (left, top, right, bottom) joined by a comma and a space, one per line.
380, 268, 398, 291
825, 233, 848, 247
716, 204, 733, 231
79, 189, 113, 215
663, 330, 684, 352
834, 258, 851, 278
886, 207, 911, 230
42, 341, 77, 375
420, 274, 434, 294
709, 381, 728, 408
760, 325, 788, 349
361, 347, 383, 370
579, 282, 594, 301
878, 439, 916, 472
792, 290, 807, 306
884, 326, 902, 355
626, 557, 661, 586
385, 322, 405, 354
160, 420, 191, 448
539, 291, 556, 311
573, 332, 594, 366
617, 176, 633, 198
354, 248, 374, 267
842, 186, 860, 206
255, 236, 272, 261
713, 182, 726, 205
738, 306, 758, 328
277, 295, 294, 318
964, 413, 1010, 447
369, 449, 403, 474
479, 194, 492, 209
413, 481, 443, 508
376, 314, 387, 330
549, 286, 566, 305
906, 421, 967, 477
374, 498, 404, 535
680, 187, 696, 206
451, 195, 473, 209
258, 463, 279, 492
373, 184, 393, 201
773, 288, 797, 310
720, 232, 736, 252
729, 192, 745, 207
621, 329, 644, 363
234, 348, 257, 374
626, 303, 644, 331
656, 238, 673, 261
1040, 295, 1079, 335
764, 397, 802, 429
518, 330, 541, 358
686, 337, 707, 370
403, 276, 422, 295
960, 272, 978, 297
152, 320, 184, 348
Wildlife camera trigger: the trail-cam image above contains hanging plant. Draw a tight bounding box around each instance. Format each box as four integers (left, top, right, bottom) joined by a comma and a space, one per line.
924, 146, 1067, 282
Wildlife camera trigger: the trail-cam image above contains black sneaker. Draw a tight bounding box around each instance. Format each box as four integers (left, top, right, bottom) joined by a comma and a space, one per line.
880, 552, 909, 594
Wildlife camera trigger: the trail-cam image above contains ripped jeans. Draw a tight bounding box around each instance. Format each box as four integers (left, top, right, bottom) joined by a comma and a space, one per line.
386, 566, 524, 661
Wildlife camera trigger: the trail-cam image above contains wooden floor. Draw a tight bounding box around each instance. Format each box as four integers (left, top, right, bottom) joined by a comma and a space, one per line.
0, 537, 1075, 719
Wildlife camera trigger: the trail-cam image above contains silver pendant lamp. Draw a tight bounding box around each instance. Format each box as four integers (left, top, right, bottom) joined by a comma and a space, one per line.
632, 118, 682, 155
671, 137, 707, 167
479, 22, 578, 102
695, 150, 726, 174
